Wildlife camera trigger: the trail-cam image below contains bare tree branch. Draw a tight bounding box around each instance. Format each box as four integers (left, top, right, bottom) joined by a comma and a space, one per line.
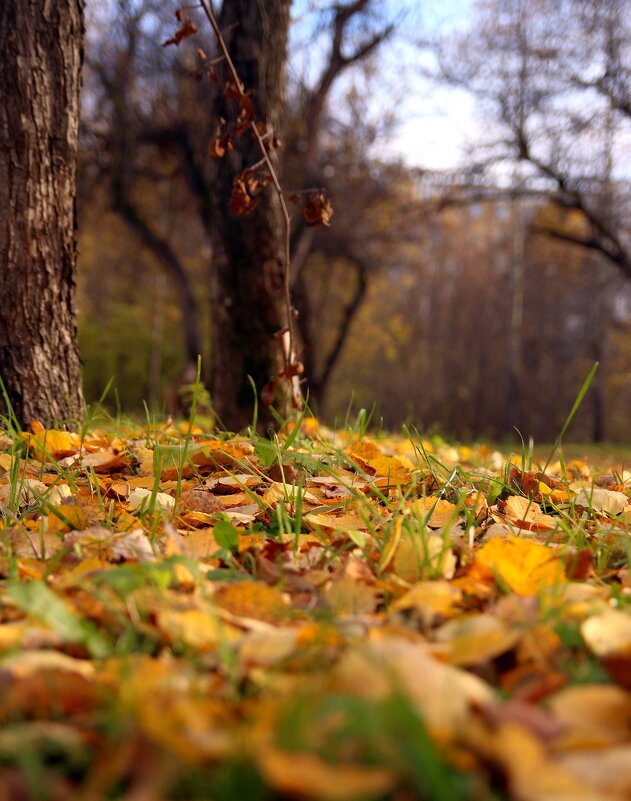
316, 257, 368, 397
303, 1, 395, 170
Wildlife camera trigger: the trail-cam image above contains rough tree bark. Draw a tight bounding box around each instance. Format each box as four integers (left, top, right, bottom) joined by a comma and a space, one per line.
209, 0, 291, 431
0, 0, 85, 428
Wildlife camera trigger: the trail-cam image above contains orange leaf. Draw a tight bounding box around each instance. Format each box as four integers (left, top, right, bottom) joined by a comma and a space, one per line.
257, 748, 393, 801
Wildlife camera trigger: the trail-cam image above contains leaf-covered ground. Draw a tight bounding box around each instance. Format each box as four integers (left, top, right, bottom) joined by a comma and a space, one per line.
1, 416, 631, 800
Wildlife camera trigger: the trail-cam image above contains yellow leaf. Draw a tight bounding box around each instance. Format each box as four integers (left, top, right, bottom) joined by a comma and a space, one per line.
406, 497, 459, 528
304, 512, 370, 534
333, 637, 494, 740
119, 656, 233, 762
46, 504, 88, 533
53, 558, 113, 588
0, 622, 28, 652
324, 578, 379, 616
1, 650, 95, 679
184, 529, 221, 558
140, 694, 234, 762
392, 532, 456, 582
156, 608, 225, 651
393, 579, 462, 618
469, 535, 566, 595
366, 455, 409, 480
433, 613, 521, 666
557, 744, 631, 797
27, 428, 81, 459
213, 581, 290, 623
345, 441, 382, 469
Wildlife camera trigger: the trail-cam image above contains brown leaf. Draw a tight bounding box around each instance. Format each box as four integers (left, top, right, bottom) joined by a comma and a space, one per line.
235, 107, 252, 136
223, 81, 242, 99
261, 378, 277, 406
178, 489, 223, 515
229, 176, 261, 216
210, 138, 226, 158
565, 547, 593, 580
303, 190, 334, 227
162, 17, 197, 47
282, 361, 304, 378
239, 94, 255, 120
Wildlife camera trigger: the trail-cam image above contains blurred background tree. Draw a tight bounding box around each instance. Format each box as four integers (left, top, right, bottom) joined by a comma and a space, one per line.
77, 0, 631, 441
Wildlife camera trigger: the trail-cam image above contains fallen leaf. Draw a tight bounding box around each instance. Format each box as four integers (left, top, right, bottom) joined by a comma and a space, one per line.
304, 512, 370, 534
238, 627, 299, 668
499, 495, 558, 532
324, 578, 379, 616
574, 487, 628, 516
128, 488, 175, 513
333, 637, 494, 740
392, 532, 457, 581
468, 534, 566, 595
110, 528, 156, 562
581, 610, 631, 657
406, 497, 459, 528
213, 581, 290, 623
26, 428, 81, 460
548, 684, 631, 748
433, 613, 521, 666
46, 503, 89, 533
392, 579, 462, 621
557, 745, 631, 798
257, 748, 393, 800
488, 721, 601, 801
156, 608, 226, 651
0, 478, 47, 509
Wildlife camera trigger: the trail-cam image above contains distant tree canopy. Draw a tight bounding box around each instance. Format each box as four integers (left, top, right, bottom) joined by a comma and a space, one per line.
434, 0, 631, 277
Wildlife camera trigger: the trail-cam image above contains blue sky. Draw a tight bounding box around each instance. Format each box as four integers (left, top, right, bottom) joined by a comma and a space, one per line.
289, 0, 477, 171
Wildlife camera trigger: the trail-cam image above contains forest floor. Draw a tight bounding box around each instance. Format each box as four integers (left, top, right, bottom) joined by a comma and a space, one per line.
0, 414, 630, 800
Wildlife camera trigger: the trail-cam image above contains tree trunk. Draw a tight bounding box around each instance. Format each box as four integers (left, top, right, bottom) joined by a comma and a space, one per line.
0, 0, 84, 428
209, 0, 291, 431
